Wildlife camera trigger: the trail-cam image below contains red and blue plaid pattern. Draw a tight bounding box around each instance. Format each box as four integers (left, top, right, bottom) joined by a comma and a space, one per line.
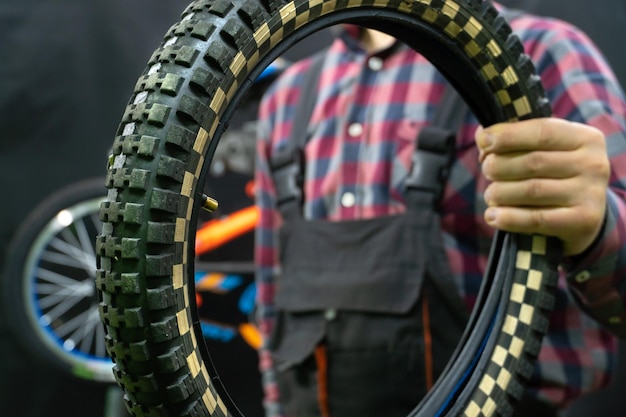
254, 10, 626, 415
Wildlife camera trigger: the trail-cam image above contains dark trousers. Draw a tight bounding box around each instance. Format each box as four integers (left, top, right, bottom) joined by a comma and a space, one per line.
276, 348, 558, 417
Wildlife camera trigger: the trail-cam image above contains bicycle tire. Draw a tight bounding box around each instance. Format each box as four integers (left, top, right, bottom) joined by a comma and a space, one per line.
1, 177, 114, 383
96, 1, 562, 416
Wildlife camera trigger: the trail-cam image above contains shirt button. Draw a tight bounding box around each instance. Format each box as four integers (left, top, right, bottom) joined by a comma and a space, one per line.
368, 56, 383, 71
574, 270, 591, 283
341, 192, 356, 207
324, 308, 337, 321
348, 122, 363, 137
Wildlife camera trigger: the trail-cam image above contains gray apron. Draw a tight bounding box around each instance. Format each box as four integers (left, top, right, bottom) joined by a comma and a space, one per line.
268, 55, 469, 416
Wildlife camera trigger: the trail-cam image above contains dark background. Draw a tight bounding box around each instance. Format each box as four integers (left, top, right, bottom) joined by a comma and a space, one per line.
0, 2, 190, 416
0, 1, 623, 416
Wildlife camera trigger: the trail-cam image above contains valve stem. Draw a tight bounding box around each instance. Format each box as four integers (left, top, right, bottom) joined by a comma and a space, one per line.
201, 194, 219, 213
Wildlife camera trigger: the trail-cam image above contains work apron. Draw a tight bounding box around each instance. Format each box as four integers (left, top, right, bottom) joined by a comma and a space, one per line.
269, 116, 469, 417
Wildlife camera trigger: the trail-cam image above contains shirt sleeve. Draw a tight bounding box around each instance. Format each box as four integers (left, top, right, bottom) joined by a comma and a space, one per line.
254, 59, 310, 417
254, 90, 284, 417
516, 15, 626, 337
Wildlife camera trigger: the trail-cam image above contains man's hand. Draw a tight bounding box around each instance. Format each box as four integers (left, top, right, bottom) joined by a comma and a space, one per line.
476, 117, 610, 256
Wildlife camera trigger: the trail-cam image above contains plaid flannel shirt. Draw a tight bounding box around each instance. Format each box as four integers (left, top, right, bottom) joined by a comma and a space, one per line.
254, 7, 626, 416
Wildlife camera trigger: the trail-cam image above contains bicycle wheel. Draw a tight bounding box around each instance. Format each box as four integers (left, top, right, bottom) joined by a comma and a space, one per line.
1, 177, 114, 383
96, 1, 562, 416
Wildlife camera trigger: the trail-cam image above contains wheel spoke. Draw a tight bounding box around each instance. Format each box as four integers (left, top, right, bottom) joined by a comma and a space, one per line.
35, 265, 86, 289
40, 246, 93, 271
56, 307, 99, 351
52, 229, 96, 273
37, 283, 85, 321
55, 308, 90, 338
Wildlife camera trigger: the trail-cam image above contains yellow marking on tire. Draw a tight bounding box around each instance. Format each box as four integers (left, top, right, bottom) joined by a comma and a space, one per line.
187, 351, 201, 378
270, 27, 285, 49
513, 96, 531, 117
481, 62, 499, 80
502, 65, 519, 86
496, 89, 512, 105
371, 0, 392, 7
465, 402, 480, 417
217, 396, 228, 415
254, 22, 271, 46
183, 283, 190, 306
176, 310, 190, 335
203, 389, 218, 414
527, 269, 542, 290
295, 9, 311, 29
398, 0, 412, 13
465, 16, 482, 38
510, 283, 526, 304
175, 218, 187, 242
482, 397, 497, 415
247, 50, 260, 74
519, 303, 534, 325
321, 0, 336, 15
480, 375, 496, 394
230, 51, 247, 80
202, 366, 210, 386
195, 156, 205, 179
182, 171, 195, 198
445, 21, 462, 37
280, 2, 297, 24
532, 235, 547, 254
492, 345, 507, 366
423, 7, 438, 23
185, 198, 195, 223
510, 335, 524, 358
194, 128, 210, 153
503, 315, 519, 335
486, 39, 502, 57
209, 89, 227, 119
496, 367, 512, 389
227, 83, 238, 104
442, 0, 460, 18
173, 264, 183, 290
516, 251, 531, 270
464, 40, 481, 58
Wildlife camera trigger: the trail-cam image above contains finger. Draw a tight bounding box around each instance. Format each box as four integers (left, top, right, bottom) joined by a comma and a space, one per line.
476, 118, 586, 154
483, 178, 582, 207
483, 205, 603, 255
481, 150, 583, 181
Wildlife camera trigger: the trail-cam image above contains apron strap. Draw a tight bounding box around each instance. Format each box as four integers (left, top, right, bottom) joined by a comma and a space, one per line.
404, 85, 468, 211
270, 52, 325, 219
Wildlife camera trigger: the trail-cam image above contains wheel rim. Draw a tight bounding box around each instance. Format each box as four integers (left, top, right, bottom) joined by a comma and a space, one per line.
23, 196, 114, 382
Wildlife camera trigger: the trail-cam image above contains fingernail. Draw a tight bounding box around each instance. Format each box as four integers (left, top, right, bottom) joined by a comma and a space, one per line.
485, 208, 497, 223
484, 188, 492, 204
481, 131, 494, 149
